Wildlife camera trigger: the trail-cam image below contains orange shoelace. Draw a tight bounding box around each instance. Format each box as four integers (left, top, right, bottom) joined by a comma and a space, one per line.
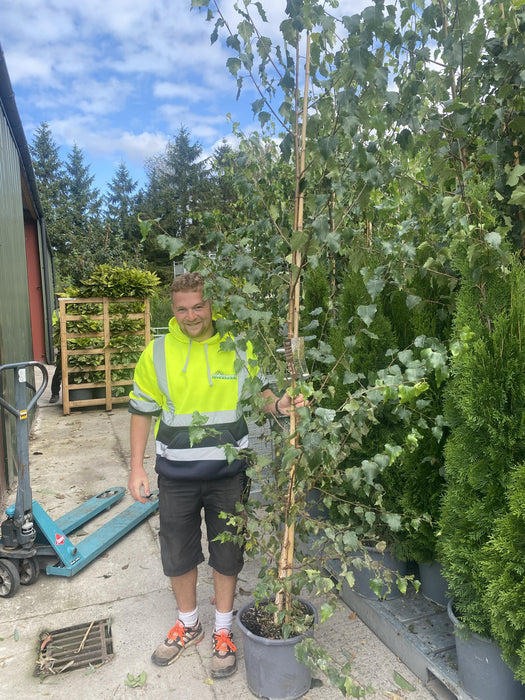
167, 620, 187, 644
213, 630, 237, 653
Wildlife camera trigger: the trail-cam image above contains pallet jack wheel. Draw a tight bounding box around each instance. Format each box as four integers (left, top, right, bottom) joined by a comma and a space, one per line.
0, 558, 21, 598
19, 557, 40, 586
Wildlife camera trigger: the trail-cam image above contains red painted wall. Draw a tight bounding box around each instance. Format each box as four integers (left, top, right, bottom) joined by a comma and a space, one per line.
24, 220, 47, 363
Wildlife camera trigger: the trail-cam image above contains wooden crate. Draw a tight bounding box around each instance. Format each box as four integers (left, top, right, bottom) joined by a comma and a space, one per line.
59, 297, 150, 415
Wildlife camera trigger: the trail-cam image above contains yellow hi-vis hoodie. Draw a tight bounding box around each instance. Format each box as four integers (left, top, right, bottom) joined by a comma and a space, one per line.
129, 316, 269, 480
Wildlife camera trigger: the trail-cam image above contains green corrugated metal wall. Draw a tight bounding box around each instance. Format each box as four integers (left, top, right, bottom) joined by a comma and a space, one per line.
0, 107, 35, 486
0, 111, 33, 361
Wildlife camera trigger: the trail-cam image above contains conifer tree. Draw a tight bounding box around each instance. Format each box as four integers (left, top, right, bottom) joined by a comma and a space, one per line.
30, 123, 69, 265
482, 462, 525, 682
440, 255, 525, 636
209, 140, 237, 214
61, 145, 125, 284
142, 126, 212, 246
105, 162, 141, 259
30, 122, 64, 219
65, 143, 103, 227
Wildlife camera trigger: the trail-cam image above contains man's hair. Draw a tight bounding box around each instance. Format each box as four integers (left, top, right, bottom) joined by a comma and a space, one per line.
170, 272, 205, 295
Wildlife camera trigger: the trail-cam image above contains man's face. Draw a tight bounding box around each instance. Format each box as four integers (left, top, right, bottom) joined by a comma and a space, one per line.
171, 288, 214, 341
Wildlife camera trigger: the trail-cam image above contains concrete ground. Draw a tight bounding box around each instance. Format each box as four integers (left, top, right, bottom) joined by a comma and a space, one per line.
0, 374, 435, 700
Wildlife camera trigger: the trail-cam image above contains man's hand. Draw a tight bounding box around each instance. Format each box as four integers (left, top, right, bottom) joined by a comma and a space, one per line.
277, 392, 309, 415
128, 467, 151, 504
129, 413, 153, 503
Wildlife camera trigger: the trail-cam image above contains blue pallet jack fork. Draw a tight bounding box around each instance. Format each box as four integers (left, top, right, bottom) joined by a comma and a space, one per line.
0, 361, 158, 597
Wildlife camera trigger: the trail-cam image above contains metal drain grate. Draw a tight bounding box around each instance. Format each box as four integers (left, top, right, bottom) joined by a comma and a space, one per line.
36, 618, 114, 676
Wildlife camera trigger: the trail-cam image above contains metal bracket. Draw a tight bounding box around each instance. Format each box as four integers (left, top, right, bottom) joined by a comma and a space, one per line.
283, 337, 309, 380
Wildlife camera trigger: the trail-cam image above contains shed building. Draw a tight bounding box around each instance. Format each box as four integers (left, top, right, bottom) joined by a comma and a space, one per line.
0, 43, 55, 500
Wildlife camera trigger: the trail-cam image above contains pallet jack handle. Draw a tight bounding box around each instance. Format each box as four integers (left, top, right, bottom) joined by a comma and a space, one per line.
0, 361, 48, 547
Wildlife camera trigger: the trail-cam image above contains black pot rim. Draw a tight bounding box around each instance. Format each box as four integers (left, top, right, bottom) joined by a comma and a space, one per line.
447, 599, 494, 644
236, 596, 317, 647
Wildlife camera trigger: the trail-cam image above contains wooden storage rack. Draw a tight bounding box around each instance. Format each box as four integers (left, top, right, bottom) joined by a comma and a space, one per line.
59, 297, 150, 415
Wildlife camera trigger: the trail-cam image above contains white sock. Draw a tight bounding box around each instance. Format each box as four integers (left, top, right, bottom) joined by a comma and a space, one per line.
179, 607, 199, 628
215, 609, 233, 633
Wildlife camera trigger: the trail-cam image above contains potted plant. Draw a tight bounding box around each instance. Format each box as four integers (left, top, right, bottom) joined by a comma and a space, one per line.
439, 250, 525, 699
174, 3, 454, 696
481, 462, 525, 686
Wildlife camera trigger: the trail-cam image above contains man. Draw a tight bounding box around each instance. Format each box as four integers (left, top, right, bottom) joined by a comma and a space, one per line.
128, 272, 305, 679
49, 308, 61, 403
48, 353, 61, 403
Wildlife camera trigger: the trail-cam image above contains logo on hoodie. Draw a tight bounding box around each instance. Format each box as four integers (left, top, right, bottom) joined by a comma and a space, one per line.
212, 370, 237, 380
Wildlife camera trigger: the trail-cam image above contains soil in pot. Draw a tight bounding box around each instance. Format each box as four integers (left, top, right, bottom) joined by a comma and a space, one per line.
240, 598, 314, 639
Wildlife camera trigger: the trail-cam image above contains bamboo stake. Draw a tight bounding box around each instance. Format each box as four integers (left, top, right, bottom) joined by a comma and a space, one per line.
276, 31, 311, 615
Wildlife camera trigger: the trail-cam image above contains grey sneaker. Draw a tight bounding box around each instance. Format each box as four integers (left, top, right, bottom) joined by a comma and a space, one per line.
211, 629, 237, 678
49, 394, 59, 404
151, 619, 204, 666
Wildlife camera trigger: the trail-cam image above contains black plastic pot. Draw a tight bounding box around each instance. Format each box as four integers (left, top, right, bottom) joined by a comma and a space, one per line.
447, 600, 524, 700
236, 597, 317, 700
418, 561, 449, 607
69, 387, 93, 401
341, 546, 408, 601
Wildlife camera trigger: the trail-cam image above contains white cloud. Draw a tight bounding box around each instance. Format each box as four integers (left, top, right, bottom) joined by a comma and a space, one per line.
48, 114, 168, 166
153, 81, 206, 101
70, 77, 134, 116
157, 103, 231, 140
191, 120, 230, 143
117, 130, 170, 164
4, 52, 56, 85
76, 0, 159, 36
0, 2, 74, 43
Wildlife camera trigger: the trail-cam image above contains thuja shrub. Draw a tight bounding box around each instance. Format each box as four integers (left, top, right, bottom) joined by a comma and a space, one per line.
439, 256, 525, 637
481, 462, 525, 682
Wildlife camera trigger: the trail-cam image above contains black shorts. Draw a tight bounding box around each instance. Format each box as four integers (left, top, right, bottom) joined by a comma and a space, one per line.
157, 472, 250, 578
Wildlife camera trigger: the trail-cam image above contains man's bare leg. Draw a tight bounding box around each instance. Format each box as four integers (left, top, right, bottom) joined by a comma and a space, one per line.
212, 570, 237, 614
170, 567, 198, 612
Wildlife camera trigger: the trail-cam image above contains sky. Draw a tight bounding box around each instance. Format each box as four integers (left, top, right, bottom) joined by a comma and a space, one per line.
0, 1, 370, 196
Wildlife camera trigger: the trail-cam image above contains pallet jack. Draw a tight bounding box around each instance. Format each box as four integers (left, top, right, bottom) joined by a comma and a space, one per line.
0, 361, 158, 598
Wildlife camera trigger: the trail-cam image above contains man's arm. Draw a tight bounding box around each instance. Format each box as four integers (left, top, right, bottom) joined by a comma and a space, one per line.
128, 413, 153, 503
